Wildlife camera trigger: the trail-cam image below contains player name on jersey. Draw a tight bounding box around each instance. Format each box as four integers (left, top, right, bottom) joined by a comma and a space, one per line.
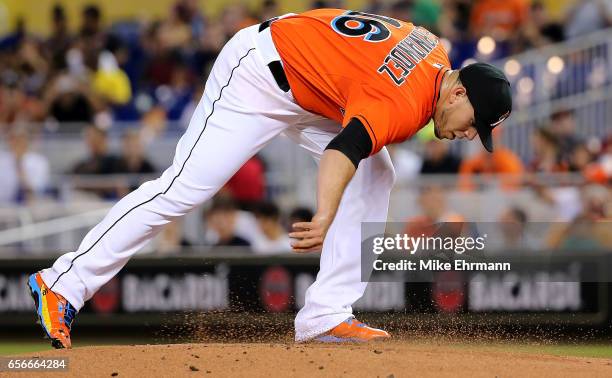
378, 27, 439, 86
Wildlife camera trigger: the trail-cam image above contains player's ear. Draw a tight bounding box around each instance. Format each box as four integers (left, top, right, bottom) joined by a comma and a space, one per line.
449, 85, 467, 104
454, 85, 467, 97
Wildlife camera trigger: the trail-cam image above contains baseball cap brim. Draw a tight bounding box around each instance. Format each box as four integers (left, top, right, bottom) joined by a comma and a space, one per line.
476, 120, 494, 152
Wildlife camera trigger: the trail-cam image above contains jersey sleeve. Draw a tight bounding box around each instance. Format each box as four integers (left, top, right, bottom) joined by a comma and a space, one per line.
342, 84, 420, 155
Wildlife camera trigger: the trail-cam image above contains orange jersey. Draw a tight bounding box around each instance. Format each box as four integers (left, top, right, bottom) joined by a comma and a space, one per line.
271, 9, 451, 155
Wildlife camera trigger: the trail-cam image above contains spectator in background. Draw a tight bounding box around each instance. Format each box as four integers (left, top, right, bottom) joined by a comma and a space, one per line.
220, 4, 257, 40
138, 106, 169, 146
0, 71, 44, 128
223, 155, 266, 209
405, 184, 465, 237
193, 21, 225, 78
557, 215, 602, 251
550, 109, 579, 158
44, 74, 98, 128
79, 4, 106, 70
530, 1, 564, 43
487, 206, 540, 252
438, 0, 471, 40
388, 0, 413, 23
578, 184, 610, 221
470, 0, 529, 40
0, 17, 26, 52
154, 219, 191, 254
179, 0, 207, 39
252, 201, 291, 254
565, 0, 612, 40
458, 135, 524, 190
204, 196, 251, 247
411, 0, 442, 32
113, 129, 156, 196
529, 127, 565, 172
92, 37, 132, 107
141, 21, 177, 87
288, 206, 314, 227
518, 1, 564, 49
0, 127, 50, 204
0, 72, 22, 127
499, 206, 528, 247
584, 134, 612, 184
114, 129, 156, 174
15, 37, 49, 95
420, 139, 462, 174
568, 143, 594, 172
154, 63, 193, 121
260, 0, 280, 22
158, 2, 193, 51
80, 4, 103, 39
547, 184, 610, 249
45, 4, 73, 74
72, 126, 120, 175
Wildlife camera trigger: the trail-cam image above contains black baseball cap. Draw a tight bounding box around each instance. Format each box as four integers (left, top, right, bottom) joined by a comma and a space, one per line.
459, 62, 512, 152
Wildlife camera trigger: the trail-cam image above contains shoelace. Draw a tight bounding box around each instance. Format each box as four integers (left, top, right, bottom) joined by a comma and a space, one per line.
63, 302, 77, 329
344, 318, 366, 328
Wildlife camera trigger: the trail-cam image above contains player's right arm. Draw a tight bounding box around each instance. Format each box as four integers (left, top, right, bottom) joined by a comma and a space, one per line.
288, 83, 417, 252
288, 118, 372, 252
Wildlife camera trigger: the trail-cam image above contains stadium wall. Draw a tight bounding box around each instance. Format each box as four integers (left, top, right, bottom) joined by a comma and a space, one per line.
1, 253, 610, 329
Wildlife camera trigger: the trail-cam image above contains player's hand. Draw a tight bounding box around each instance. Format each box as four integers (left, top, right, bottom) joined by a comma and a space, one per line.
288, 213, 333, 253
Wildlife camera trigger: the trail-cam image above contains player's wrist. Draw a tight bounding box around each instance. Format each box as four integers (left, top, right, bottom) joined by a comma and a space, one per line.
313, 210, 333, 222
312, 212, 334, 234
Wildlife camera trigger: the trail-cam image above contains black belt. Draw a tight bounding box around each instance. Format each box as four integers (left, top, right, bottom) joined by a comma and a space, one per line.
259, 19, 291, 93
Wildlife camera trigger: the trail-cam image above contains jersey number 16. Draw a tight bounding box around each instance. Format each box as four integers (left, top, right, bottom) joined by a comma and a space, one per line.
331, 11, 402, 43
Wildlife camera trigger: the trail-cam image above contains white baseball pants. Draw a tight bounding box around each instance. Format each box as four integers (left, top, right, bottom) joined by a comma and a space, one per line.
41, 24, 396, 342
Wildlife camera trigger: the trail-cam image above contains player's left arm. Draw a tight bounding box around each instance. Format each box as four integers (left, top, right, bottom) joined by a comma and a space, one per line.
289, 118, 372, 252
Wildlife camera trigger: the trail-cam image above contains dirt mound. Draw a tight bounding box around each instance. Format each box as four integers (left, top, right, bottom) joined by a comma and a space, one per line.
3, 341, 611, 378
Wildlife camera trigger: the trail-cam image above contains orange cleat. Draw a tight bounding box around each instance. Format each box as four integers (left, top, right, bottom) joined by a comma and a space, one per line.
27, 273, 76, 349
314, 317, 391, 343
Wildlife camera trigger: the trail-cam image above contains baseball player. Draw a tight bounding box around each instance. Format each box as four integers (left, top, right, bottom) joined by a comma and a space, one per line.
28, 9, 512, 348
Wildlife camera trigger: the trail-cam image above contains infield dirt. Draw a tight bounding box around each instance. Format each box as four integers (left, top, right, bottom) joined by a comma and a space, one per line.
2, 341, 611, 378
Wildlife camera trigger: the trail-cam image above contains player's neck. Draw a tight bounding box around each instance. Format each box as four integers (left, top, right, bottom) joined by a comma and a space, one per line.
439, 70, 460, 98
434, 70, 459, 120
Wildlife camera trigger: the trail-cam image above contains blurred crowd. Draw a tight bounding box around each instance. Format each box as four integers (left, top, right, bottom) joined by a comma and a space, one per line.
394, 106, 612, 251
1, 112, 610, 254
153, 195, 314, 255
0, 0, 611, 255
1, 1, 610, 132
390, 107, 612, 190
403, 182, 611, 254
